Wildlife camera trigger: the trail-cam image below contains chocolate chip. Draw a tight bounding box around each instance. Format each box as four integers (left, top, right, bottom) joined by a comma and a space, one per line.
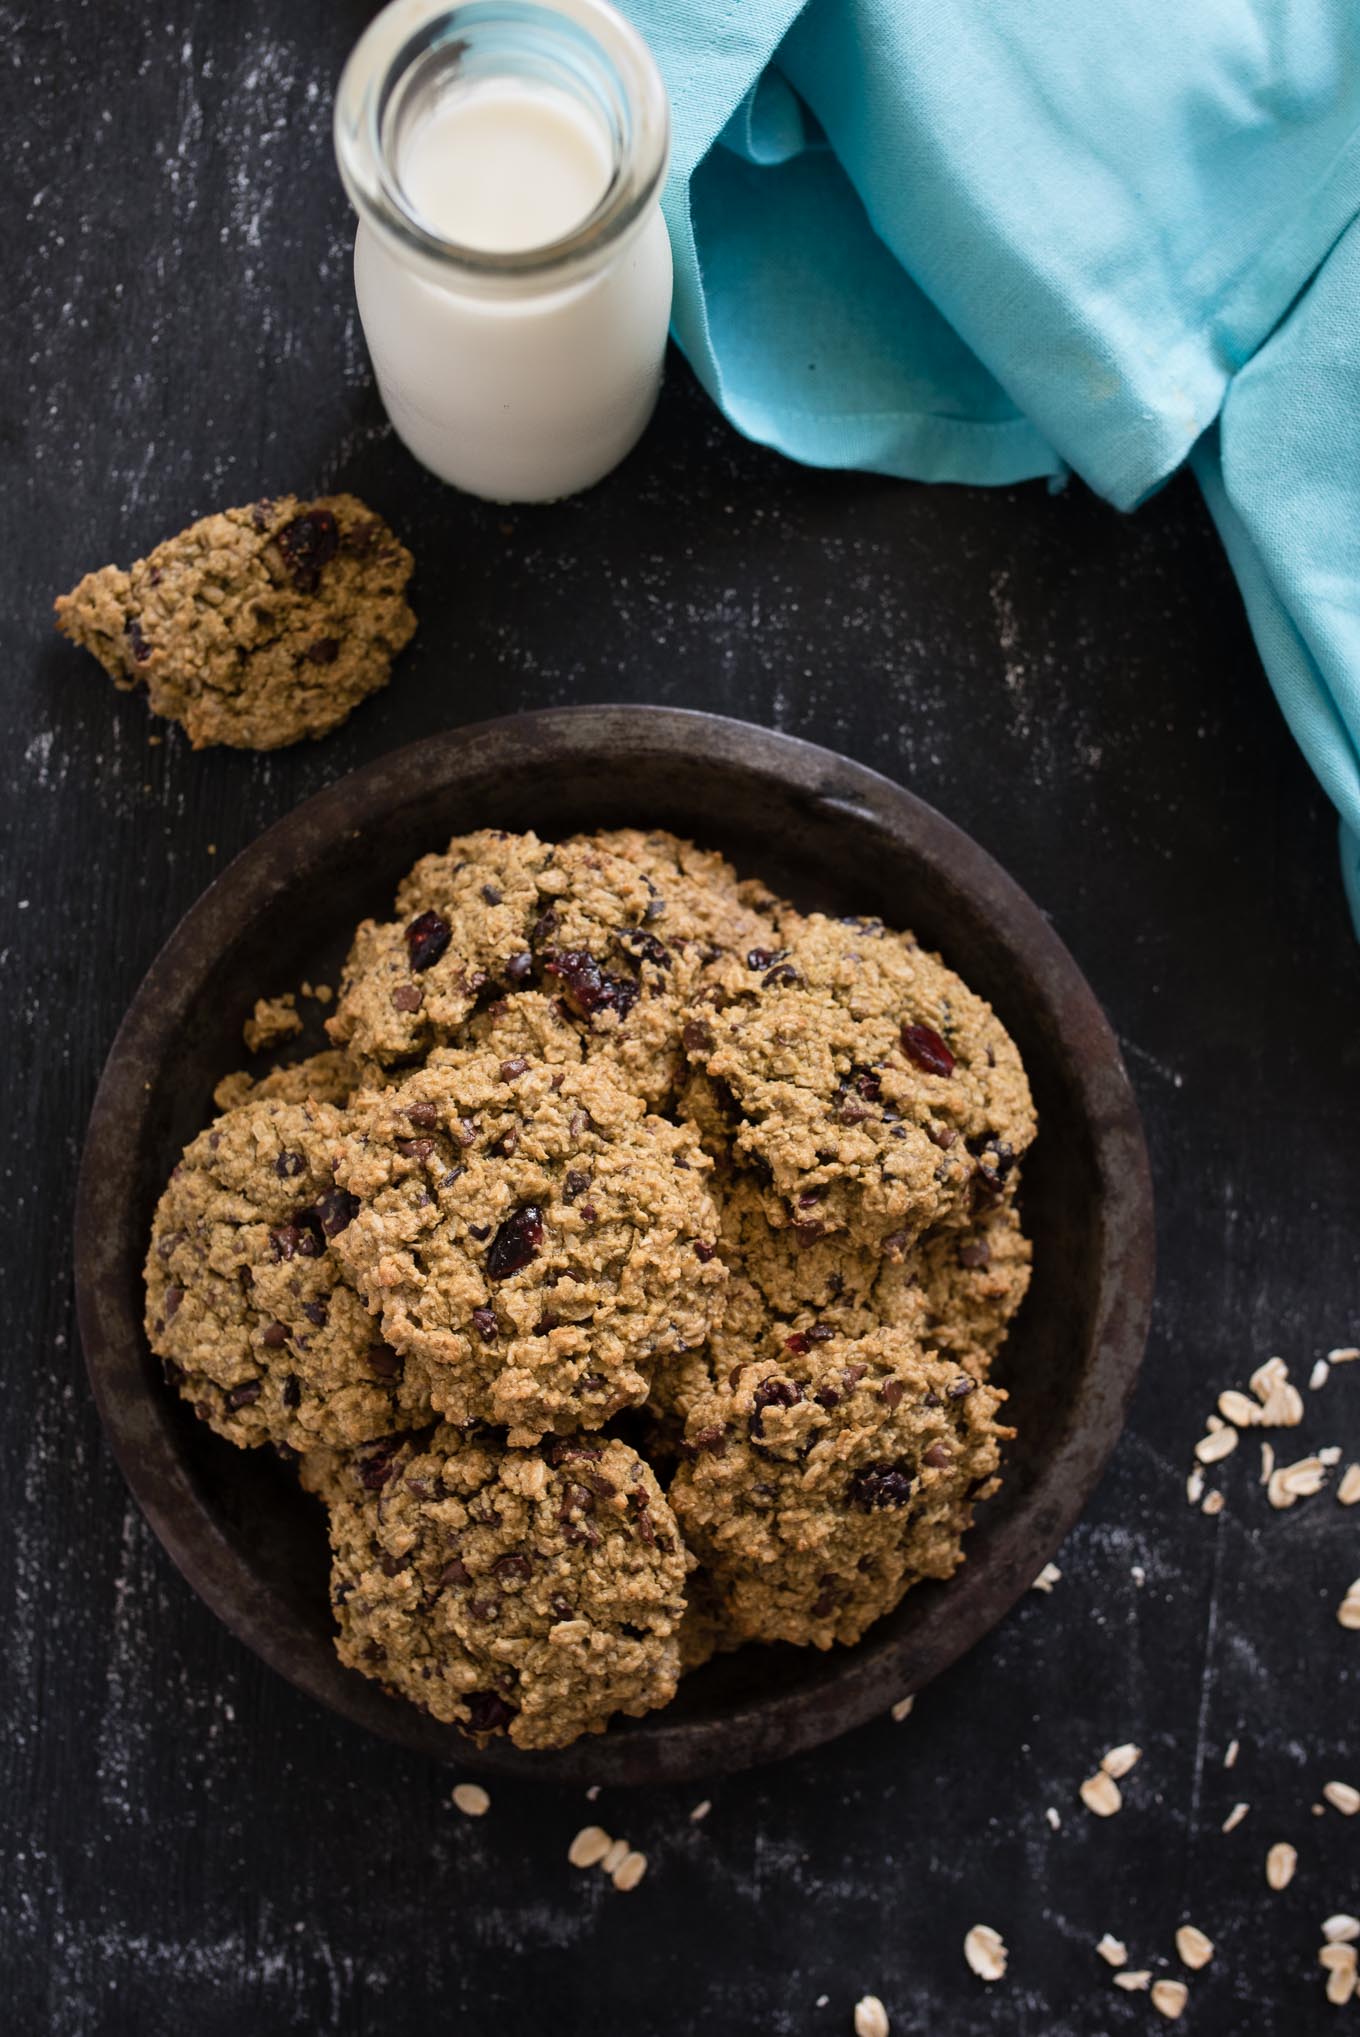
304, 636, 340, 665
405, 1100, 439, 1129
682, 1018, 714, 1055
481, 884, 502, 905
356, 1438, 403, 1489
391, 983, 424, 1013
468, 1222, 490, 1242
282, 1375, 301, 1409
923, 1443, 953, 1468
395, 1137, 434, 1161
746, 947, 780, 969
468, 1595, 500, 1622
313, 1187, 360, 1238
947, 1375, 976, 1399
485, 1204, 544, 1279
274, 1149, 306, 1180
847, 1462, 915, 1510
762, 963, 802, 988
880, 1378, 905, 1408
405, 910, 451, 973
494, 1553, 532, 1583
260, 1321, 290, 1348
225, 1380, 262, 1409
927, 1124, 957, 1151
163, 1284, 184, 1319
123, 615, 152, 663
615, 926, 671, 969
379, 1552, 410, 1577
549, 1594, 574, 1620
471, 1306, 498, 1343
958, 1239, 991, 1269
439, 1557, 472, 1587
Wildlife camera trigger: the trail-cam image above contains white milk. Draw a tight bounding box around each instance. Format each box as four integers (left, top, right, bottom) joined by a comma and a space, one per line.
336, 2, 673, 504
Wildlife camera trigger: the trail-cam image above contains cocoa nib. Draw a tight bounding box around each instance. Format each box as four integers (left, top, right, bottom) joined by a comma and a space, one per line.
275, 508, 339, 593
543, 949, 639, 1021
485, 1204, 544, 1280
405, 910, 451, 972
847, 1461, 915, 1510
900, 1022, 955, 1078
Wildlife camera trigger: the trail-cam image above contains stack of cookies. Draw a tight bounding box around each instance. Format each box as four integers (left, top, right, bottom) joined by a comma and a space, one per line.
145, 828, 1036, 1750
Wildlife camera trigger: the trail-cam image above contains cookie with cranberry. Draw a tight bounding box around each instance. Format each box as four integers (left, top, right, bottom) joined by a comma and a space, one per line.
331, 1050, 725, 1441
669, 1327, 1007, 1649
145, 1096, 432, 1450
55, 494, 415, 749
682, 912, 1035, 1251
212, 1047, 362, 1115
909, 1188, 1031, 1379
319, 1427, 688, 1750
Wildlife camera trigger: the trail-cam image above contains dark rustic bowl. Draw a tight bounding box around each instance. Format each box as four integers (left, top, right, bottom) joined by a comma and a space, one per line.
74, 706, 1153, 1785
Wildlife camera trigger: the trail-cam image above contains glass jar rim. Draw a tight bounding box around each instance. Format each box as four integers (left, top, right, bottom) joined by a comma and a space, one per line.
335, 0, 670, 289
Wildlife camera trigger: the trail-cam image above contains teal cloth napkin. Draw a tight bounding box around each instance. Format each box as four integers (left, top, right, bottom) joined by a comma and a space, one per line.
628, 0, 1360, 925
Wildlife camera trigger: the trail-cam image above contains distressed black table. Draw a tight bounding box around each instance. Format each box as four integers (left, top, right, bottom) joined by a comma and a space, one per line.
5, 6, 1358, 2033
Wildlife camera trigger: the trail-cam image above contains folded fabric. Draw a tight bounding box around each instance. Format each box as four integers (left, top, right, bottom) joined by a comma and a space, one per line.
627, 0, 1360, 928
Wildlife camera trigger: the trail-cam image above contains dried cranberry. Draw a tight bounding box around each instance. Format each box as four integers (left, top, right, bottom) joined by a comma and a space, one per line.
847, 1462, 915, 1510
838, 1102, 871, 1125
901, 1022, 955, 1078
494, 1553, 532, 1583
549, 1595, 574, 1621
485, 1204, 544, 1279
163, 1285, 184, 1318
468, 1595, 500, 1623
543, 949, 639, 1021
471, 1306, 498, 1343
784, 1332, 811, 1355
694, 1240, 716, 1263
463, 1689, 516, 1735
405, 910, 451, 972
746, 947, 779, 970
855, 1071, 882, 1102
356, 1438, 403, 1490
275, 507, 339, 592
691, 1424, 726, 1455
562, 1169, 590, 1203
811, 1574, 840, 1619
313, 1187, 360, 1238
304, 637, 340, 665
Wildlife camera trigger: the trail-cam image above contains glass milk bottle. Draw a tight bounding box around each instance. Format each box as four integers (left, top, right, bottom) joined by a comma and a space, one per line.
334, 0, 673, 503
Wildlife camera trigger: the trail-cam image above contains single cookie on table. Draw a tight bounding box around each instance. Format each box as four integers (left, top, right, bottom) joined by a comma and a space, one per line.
144, 1096, 432, 1451
328, 828, 782, 1107
212, 1047, 362, 1114
331, 1049, 726, 1441
682, 911, 1035, 1252
318, 1427, 689, 1750
54, 493, 415, 749
669, 1326, 1008, 1650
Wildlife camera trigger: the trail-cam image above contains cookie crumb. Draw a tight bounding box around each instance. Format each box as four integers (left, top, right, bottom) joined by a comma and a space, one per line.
1151, 1978, 1188, 2020
1031, 1563, 1062, 1593
568, 1825, 613, 1868
963, 1926, 1007, 1982
1175, 1925, 1213, 1969
243, 993, 302, 1054
1045, 1806, 1061, 1831
1322, 1780, 1360, 1816
853, 1996, 890, 2037
1081, 1771, 1123, 1817
1201, 1489, 1225, 1515
1096, 1934, 1127, 1967
890, 1695, 915, 1722
1266, 1842, 1297, 1890
451, 1782, 490, 1817
585, 1784, 600, 1802
612, 1849, 647, 1892
1222, 1802, 1249, 1833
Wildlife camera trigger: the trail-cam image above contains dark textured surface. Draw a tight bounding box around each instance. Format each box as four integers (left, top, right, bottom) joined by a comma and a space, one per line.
73, 710, 1153, 1783
4, 3, 1359, 2031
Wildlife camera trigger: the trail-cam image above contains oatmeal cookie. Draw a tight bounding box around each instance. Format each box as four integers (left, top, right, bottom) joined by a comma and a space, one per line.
145, 1096, 432, 1450
320, 1427, 688, 1749
243, 993, 303, 1054
54, 493, 415, 749
911, 1190, 1031, 1378
328, 829, 781, 1106
670, 1327, 1007, 1649
682, 912, 1035, 1250
212, 1048, 361, 1114
332, 1050, 726, 1440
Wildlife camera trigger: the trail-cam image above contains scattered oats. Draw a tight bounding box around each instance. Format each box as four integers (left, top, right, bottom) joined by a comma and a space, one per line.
1328, 1347, 1360, 1364
612, 1849, 647, 1892
1338, 1581, 1360, 1630
1045, 1806, 1061, 1831
585, 1784, 600, 1801
1032, 1563, 1062, 1593
963, 1925, 1008, 1982
568, 1825, 613, 1868
1337, 1464, 1360, 1506
1321, 1944, 1358, 2006
451, 1783, 490, 1817
1202, 1489, 1225, 1516
1131, 1564, 1146, 1586
1096, 1934, 1128, 1968
1195, 1425, 1238, 1464
1081, 1771, 1123, 1817
1114, 1970, 1151, 1991
600, 1838, 629, 1876
1186, 1466, 1206, 1506
817, 1998, 829, 2010
1151, 1978, 1189, 2020
1101, 1743, 1143, 1779
1175, 1925, 1214, 1970
1260, 1440, 1275, 1484
1224, 1739, 1240, 1770
1206, 1413, 1225, 1432
1266, 1842, 1298, 1890
1311, 1359, 1331, 1391
1250, 1356, 1289, 1403
1323, 1916, 1360, 1943
890, 1695, 915, 1722
1222, 1802, 1250, 1833
853, 1995, 890, 2037
1218, 1388, 1261, 1428
1268, 1456, 1328, 1508
1319, 1446, 1343, 1467
1322, 1780, 1360, 1816
689, 1800, 712, 1823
